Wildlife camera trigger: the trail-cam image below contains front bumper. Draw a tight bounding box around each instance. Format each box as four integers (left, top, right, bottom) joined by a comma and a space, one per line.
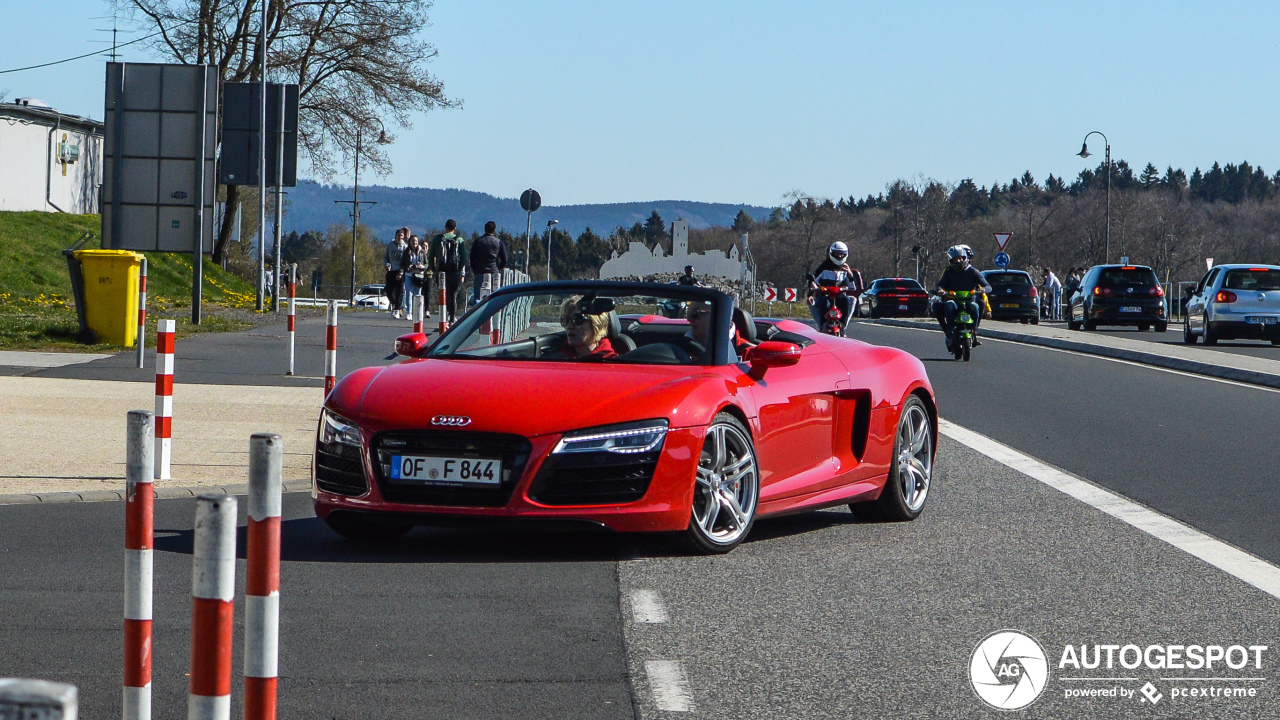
313, 425, 704, 533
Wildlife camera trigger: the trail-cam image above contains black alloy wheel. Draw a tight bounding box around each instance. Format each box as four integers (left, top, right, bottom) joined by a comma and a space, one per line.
1183, 316, 1198, 344
851, 396, 933, 521
1203, 315, 1219, 345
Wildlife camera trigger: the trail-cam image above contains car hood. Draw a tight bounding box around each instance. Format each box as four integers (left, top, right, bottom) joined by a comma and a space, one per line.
337, 358, 723, 437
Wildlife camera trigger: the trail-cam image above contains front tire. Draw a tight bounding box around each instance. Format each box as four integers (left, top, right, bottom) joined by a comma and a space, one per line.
1183, 317, 1198, 344
961, 336, 972, 362
682, 414, 759, 554
1203, 316, 1218, 345
851, 396, 933, 521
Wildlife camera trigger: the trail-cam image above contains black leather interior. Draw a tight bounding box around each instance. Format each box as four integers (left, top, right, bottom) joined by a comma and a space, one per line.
607, 311, 637, 352
732, 306, 757, 344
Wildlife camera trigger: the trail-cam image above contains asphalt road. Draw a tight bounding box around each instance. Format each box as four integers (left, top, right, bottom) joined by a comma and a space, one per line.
30, 311, 418, 386
4, 318, 1279, 718
1034, 319, 1280, 360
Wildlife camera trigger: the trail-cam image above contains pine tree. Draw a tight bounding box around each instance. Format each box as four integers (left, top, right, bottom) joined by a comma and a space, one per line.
643, 211, 666, 246
731, 209, 756, 233
1140, 163, 1161, 189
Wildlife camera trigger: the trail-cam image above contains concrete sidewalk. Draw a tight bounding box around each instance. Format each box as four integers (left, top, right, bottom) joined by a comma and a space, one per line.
870, 316, 1280, 388
0, 375, 321, 498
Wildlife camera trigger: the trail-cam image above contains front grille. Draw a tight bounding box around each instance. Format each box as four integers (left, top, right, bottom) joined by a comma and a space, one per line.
315, 448, 369, 496
528, 451, 659, 506
373, 431, 532, 507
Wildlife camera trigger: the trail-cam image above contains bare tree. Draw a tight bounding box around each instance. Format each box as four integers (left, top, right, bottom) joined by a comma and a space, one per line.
114, 0, 458, 263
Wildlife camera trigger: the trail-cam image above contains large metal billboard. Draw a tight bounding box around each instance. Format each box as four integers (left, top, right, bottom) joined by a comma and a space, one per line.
102, 62, 218, 253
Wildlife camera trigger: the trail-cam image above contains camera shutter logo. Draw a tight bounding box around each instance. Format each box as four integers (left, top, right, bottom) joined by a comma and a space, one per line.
969, 630, 1049, 710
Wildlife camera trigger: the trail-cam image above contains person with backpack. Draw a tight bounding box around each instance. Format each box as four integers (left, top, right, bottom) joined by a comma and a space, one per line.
385, 227, 409, 318
428, 219, 469, 323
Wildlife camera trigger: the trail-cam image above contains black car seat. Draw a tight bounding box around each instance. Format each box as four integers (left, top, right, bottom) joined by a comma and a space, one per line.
732, 306, 758, 345
607, 311, 637, 353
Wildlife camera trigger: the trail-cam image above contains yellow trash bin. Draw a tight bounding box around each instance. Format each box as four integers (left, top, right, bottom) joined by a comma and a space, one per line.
73, 249, 144, 347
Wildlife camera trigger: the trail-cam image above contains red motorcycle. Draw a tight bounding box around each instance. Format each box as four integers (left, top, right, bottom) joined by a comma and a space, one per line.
808, 275, 854, 336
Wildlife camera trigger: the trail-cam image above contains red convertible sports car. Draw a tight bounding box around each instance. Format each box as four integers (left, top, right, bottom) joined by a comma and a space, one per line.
314, 281, 937, 553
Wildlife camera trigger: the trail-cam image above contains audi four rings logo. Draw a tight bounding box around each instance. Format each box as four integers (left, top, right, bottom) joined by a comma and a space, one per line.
431, 415, 471, 427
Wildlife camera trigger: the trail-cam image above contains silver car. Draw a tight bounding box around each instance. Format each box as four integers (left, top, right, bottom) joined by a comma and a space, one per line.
1183, 264, 1280, 345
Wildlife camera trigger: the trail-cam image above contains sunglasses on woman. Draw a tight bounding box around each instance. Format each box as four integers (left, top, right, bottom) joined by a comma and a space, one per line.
563, 312, 591, 327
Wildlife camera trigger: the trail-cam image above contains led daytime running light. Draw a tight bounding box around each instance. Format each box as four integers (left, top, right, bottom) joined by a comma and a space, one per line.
553, 422, 668, 455
321, 410, 362, 447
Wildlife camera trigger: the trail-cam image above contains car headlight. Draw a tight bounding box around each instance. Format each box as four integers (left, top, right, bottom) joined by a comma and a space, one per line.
552, 419, 669, 455
319, 409, 362, 457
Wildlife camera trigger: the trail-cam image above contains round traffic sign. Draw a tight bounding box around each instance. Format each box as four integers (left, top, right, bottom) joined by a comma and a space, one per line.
994, 252, 1010, 268
520, 189, 541, 213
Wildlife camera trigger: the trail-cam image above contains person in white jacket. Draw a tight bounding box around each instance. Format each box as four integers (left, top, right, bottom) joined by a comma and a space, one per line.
1041, 268, 1062, 320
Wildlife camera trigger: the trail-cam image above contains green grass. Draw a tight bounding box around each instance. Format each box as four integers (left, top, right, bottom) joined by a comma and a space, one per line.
0, 211, 261, 350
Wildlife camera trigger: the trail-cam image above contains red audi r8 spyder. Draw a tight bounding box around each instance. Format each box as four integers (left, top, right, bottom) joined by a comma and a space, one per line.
314, 281, 937, 554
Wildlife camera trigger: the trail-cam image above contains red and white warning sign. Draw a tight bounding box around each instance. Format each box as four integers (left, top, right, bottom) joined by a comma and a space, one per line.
764, 287, 778, 302
783, 288, 798, 302
993, 232, 1013, 251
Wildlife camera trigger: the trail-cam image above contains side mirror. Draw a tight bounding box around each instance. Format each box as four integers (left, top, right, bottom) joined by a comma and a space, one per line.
395, 332, 430, 357
747, 340, 802, 379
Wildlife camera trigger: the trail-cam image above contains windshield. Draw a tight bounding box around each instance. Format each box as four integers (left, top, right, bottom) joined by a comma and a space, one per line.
985, 273, 1032, 287
1098, 268, 1159, 288
1224, 269, 1280, 291
426, 286, 737, 365
357, 285, 384, 295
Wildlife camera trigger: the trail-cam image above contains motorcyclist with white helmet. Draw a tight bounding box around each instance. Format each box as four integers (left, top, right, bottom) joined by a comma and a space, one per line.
807, 241, 865, 330
935, 245, 992, 351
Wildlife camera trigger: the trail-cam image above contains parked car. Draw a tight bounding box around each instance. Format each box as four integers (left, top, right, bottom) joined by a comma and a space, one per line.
983, 270, 1039, 324
1067, 264, 1167, 332
1182, 264, 1280, 345
314, 281, 938, 554
353, 284, 391, 310
862, 278, 930, 318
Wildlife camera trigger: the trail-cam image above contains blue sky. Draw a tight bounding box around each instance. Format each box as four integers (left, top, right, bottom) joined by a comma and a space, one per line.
4, 1, 1279, 207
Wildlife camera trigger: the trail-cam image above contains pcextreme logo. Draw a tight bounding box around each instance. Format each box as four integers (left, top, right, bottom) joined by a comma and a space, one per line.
969, 630, 1050, 710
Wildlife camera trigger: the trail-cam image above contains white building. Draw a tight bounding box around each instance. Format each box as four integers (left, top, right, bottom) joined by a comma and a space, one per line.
0, 99, 103, 214
599, 219, 745, 279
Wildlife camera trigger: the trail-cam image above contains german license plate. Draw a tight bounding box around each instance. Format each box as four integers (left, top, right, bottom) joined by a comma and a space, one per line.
1246, 316, 1278, 324
898, 304, 909, 310
389, 455, 501, 484
1001, 303, 1018, 308
1120, 306, 1141, 312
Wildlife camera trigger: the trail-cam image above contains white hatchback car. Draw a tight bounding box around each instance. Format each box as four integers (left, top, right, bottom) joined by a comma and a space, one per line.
353, 284, 392, 310
1183, 264, 1280, 345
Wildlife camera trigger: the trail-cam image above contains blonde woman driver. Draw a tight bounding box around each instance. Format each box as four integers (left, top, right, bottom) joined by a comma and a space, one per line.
558, 296, 618, 361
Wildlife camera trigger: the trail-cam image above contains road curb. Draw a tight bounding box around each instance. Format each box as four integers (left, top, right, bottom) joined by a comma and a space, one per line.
0, 480, 312, 507
871, 318, 1280, 390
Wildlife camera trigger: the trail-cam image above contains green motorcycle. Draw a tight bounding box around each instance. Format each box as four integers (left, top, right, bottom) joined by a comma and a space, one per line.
944, 290, 977, 362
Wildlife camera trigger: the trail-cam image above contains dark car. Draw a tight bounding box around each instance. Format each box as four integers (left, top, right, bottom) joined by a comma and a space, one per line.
1068, 264, 1168, 332
862, 278, 930, 318
983, 270, 1040, 324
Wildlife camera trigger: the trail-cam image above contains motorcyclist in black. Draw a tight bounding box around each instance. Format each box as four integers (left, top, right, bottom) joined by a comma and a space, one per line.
807, 241, 865, 330
935, 245, 992, 351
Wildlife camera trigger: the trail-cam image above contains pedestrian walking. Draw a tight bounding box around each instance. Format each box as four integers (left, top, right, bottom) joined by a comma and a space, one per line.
429, 219, 469, 323
1041, 267, 1062, 320
400, 235, 428, 321
469, 221, 507, 304
385, 227, 408, 318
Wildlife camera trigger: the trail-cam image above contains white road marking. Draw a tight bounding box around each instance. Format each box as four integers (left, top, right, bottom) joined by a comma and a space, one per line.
867, 321, 1280, 395
645, 660, 694, 712
940, 419, 1280, 601
630, 589, 668, 624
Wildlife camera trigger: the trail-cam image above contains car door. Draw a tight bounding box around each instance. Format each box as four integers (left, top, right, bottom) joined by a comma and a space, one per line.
743, 343, 849, 502
1187, 268, 1218, 331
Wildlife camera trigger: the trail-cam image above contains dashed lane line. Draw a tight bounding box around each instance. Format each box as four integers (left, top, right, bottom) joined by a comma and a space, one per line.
630, 589, 668, 624
941, 418, 1280, 601
644, 660, 694, 712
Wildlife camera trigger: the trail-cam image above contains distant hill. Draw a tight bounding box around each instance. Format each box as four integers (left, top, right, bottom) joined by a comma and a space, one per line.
282, 180, 771, 240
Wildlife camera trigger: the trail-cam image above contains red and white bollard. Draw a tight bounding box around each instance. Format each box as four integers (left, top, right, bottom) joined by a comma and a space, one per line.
245, 433, 282, 720
437, 285, 449, 334
124, 410, 154, 720
154, 319, 175, 480
286, 265, 297, 376
136, 257, 148, 369
188, 494, 237, 720
324, 301, 338, 396
412, 294, 424, 334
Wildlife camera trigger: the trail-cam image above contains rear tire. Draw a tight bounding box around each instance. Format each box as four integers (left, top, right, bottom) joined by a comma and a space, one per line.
1031, 316, 1039, 325
1203, 317, 1218, 345
1068, 318, 1082, 331
1020, 318, 1028, 324
324, 512, 414, 542
850, 396, 932, 522
1138, 324, 1150, 332
1084, 320, 1097, 331
1271, 339, 1280, 346
1155, 322, 1167, 333
682, 413, 759, 555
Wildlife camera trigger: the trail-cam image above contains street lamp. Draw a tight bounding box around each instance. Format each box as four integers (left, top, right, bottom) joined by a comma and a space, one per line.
545, 219, 559, 281
1078, 131, 1111, 263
